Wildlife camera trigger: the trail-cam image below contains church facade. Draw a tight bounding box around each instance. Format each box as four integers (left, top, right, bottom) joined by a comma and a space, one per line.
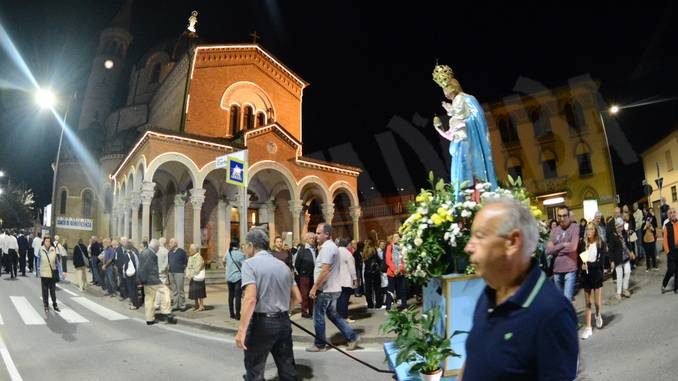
54, 3, 361, 264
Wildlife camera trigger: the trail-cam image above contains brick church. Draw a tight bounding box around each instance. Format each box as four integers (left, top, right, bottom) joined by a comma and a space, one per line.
54, 1, 361, 264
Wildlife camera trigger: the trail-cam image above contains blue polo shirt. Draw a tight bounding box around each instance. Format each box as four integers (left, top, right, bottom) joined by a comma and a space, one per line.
463, 260, 578, 381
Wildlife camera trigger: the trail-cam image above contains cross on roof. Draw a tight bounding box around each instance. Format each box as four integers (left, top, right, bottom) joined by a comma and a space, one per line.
249, 30, 260, 44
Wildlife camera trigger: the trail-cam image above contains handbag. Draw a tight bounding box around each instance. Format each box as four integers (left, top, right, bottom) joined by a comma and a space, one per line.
193, 268, 205, 282
44, 249, 60, 283
125, 254, 136, 277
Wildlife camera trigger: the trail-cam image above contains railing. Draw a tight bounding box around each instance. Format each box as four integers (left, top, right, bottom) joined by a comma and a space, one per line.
527, 175, 568, 194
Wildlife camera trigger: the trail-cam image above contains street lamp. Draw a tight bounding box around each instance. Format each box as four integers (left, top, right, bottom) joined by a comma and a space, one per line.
35, 88, 56, 109
609, 105, 620, 114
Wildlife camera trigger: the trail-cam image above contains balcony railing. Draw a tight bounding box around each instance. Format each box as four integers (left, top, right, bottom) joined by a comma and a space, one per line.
527, 175, 568, 194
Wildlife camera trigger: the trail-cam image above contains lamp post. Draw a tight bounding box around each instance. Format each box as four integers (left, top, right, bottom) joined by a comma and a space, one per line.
598, 106, 618, 207
37, 89, 76, 236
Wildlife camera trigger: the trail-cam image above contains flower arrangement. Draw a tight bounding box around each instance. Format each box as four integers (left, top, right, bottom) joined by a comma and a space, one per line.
399, 173, 548, 284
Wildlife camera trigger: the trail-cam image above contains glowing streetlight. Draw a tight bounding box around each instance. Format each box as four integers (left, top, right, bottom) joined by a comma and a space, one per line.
35, 88, 56, 109
104, 59, 114, 69
609, 105, 620, 114
0, 170, 4, 177
0, 188, 3, 195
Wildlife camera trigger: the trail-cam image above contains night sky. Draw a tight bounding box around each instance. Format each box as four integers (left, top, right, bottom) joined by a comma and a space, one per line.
0, 0, 676, 208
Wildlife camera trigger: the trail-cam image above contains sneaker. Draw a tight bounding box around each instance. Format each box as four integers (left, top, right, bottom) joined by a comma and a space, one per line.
595, 314, 603, 329
580, 327, 593, 340
347, 336, 361, 350
305, 345, 327, 352
622, 290, 631, 298
146, 320, 158, 326
53, 306, 60, 312
346, 318, 356, 323
653, 267, 659, 271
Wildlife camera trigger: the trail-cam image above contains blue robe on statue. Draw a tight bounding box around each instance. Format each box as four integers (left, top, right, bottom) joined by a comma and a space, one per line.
440, 93, 497, 199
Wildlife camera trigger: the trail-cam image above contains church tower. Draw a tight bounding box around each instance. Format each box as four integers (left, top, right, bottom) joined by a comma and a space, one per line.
77, 0, 133, 131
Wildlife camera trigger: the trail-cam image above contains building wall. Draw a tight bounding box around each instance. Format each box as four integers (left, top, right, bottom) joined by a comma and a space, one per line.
485, 80, 616, 220
147, 53, 191, 132
185, 47, 304, 142
641, 130, 678, 215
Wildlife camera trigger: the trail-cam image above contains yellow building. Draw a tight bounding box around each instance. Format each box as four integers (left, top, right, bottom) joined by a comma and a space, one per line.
484, 78, 616, 221
641, 130, 678, 217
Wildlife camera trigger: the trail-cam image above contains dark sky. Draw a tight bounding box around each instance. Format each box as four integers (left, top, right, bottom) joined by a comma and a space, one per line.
0, 0, 676, 208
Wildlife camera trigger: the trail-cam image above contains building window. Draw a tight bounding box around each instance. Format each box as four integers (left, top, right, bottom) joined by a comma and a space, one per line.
667, 150, 674, 171
243, 106, 254, 130
82, 190, 93, 219
150, 63, 161, 83
498, 117, 519, 144
59, 190, 67, 215
575, 142, 593, 176
229, 105, 241, 135
530, 107, 552, 138
564, 101, 585, 133
506, 156, 522, 181
541, 150, 557, 179
672, 186, 677, 202
257, 112, 266, 127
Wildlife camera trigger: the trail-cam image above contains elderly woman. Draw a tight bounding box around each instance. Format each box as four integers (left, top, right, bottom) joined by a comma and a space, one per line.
37, 236, 61, 313
186, 243, 206, 311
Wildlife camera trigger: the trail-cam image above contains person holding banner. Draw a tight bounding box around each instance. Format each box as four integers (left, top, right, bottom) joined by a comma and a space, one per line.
579, 222, 607, 340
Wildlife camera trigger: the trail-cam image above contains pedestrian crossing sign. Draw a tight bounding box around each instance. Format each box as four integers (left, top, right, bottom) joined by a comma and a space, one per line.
227, 157, 247, 187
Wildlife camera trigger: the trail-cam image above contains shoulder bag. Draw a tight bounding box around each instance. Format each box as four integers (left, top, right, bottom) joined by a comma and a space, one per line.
193, 268, 206, 282
229, 250, 242, 273
44, 249, 60, 283
125, 251, 136, 277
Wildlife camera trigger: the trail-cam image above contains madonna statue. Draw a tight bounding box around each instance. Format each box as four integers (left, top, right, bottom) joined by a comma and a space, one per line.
432, 64, 497, 199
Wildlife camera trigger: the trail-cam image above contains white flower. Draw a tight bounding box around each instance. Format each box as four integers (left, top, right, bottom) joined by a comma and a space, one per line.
414, 238, 423, 247
444, 232, 451, 241
461, 210, 472, 218
418, 207, 429, 215
421, 251, 427, 258
462, 201, 477, 209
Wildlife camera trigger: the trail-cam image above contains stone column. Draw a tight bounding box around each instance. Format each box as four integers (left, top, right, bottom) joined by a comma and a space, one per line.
217, 199, 228, 265
302, 208, 311, 237
349, 206, 362, 241
174, 194, 185, 249
130, 191, 141, 245
140, 181, 155, 242
260, 200, 276, 244
111, 205, 118, 237
321, 202, 335, 224
190, 188, 206, 249
238, 188, 248, 245
289, 200, 303, 245
123, 197, 131, 239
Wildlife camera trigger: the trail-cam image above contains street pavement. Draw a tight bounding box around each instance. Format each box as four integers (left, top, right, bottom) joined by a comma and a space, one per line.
0, 273, 392, 381
577, 265, 678, 381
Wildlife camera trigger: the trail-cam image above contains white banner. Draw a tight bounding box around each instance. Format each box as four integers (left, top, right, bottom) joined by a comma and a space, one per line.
56, 217, 94, 231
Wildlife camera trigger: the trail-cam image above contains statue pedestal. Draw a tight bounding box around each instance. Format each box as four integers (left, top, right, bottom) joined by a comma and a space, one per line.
384, 274, 485, 380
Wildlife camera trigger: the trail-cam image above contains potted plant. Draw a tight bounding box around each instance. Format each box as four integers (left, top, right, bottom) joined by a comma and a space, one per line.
381, 306, 462, 381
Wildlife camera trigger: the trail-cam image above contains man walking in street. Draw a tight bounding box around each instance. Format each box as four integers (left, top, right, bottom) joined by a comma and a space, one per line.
168, 238, 188, 311
89, 236, 103, 286
102, 239, 116, 296
138, 239, 176, 325
459, 197, 578, 380
17, 230, 29, 276
30, 232, 41, 274
295, 232, 316, 318
235, 228, 300, 381
307, 223, 360, 352
155, 237, 170, 309
6, 230, 19, 279
661, 208, 678, 294
546, 206, 580, 301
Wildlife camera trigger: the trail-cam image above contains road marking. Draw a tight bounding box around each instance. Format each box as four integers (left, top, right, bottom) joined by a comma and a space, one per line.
9, 297, 45, 325
0, 334, 22, 381
70, 297, 128, 321
39, 298, 89, 324
56, 285, 78, 297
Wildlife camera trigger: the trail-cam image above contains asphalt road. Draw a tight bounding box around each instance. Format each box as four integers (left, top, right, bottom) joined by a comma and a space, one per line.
577, 270, 678, 381
0, 274, 392, 381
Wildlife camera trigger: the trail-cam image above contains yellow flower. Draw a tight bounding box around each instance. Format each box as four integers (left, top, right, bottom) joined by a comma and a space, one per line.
437, 207, 449, 217
431, 214, 445, 226
530, 206, 543, 219
416, 191, 433, 203
446, 214, 454, 222
412, 213, 422, 222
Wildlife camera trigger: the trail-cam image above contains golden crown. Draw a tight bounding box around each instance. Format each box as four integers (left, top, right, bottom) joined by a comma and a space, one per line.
432, 64, 455, 89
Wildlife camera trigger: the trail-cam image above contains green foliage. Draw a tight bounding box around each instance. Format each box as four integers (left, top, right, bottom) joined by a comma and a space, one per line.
382, 306, 465, 375
0, 183, 35, 228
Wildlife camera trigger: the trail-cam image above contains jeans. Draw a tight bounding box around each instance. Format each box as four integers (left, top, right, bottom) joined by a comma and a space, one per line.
169, 272, 186, 309
644, 242, 657, 269
41, 277, 57, 308
104, 266, 116, 294
337, 287, 353, 319
227, 280, 242, 318
90, 256, 101, 284
386, 275, 408, 309
313, 292, 357, 348
61, 256, 67, 273
244, 315, 297, 381
553, 271, 577, 301
663, 251, 678, 291
615, 261, 631, 295
636, 229, 645, 257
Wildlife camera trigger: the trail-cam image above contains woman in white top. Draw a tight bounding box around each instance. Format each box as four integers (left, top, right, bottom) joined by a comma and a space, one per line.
580, 222, 607, 339
336, 239, 357, 322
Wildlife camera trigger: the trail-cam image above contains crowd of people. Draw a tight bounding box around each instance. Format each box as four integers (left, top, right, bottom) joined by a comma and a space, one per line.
540, 203, 678, 341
